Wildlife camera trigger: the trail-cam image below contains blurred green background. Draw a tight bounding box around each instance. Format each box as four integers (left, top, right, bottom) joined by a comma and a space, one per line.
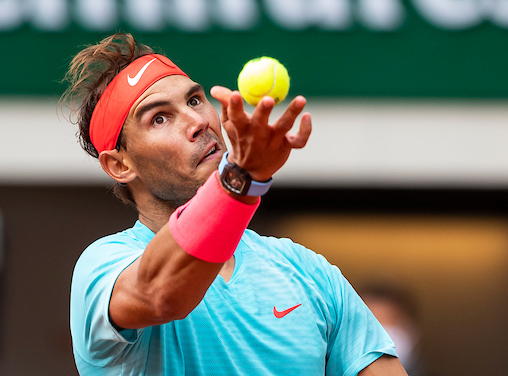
2, 0, 508, 98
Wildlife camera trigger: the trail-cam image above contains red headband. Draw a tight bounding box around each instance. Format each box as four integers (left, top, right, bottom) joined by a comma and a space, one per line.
90, 54, 188, 154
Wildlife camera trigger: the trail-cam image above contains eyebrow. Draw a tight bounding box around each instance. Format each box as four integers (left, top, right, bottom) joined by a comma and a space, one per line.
135, 99, 171, 122
134, 83, 205, 122
187, 83, 205, 98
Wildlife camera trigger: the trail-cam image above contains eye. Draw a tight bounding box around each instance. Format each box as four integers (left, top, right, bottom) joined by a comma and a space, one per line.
153, 114, 168, 126
188, 96, 201, 108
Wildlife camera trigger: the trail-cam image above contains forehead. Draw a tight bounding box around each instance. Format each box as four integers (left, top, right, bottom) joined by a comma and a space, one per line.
131, 75, 198, 109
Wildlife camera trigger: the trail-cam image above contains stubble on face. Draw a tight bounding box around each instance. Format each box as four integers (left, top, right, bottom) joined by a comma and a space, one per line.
130, 131, 225, 209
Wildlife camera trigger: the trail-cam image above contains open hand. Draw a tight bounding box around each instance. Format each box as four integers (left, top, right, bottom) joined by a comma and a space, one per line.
210, 86, 312, 182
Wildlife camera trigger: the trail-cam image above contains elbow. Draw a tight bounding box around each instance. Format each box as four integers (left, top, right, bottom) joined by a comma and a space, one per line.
154, 302, 191, 322
150, 288, 200, 322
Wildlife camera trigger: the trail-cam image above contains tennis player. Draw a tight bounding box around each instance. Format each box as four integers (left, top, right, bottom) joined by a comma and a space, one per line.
63, 33, 407, 375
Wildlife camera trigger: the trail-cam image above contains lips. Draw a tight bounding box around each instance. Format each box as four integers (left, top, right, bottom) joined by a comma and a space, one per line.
204, 144, 217, 158
197, 142, 221, 166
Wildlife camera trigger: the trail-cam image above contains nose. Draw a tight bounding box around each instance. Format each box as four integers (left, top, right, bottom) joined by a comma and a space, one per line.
183, 108, 209, 141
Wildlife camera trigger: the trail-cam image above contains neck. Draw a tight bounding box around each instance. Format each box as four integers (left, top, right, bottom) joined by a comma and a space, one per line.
136, 196, 176, 234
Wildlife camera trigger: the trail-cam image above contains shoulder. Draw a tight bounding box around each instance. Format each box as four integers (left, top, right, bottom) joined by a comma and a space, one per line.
241, 228, 307, 253
240, 229, 343, 284
242, 229, 333, 262
75, 222, 151, 272
72, 223, 152, 300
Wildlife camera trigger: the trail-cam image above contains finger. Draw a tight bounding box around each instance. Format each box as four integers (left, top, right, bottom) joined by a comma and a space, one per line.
210, 86, 232, 122
285, 112, 312, 149
251, 96, 275, 131
227, 91, 248, 126
273, 96, 307, 134
210, 86, 232, 103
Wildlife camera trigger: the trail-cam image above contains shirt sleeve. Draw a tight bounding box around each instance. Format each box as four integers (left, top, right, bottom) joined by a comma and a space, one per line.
70, 237, 144, 367
324, 264, 398, 376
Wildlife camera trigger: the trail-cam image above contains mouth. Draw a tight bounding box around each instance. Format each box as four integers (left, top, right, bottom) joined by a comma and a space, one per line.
198, 142, 221, 166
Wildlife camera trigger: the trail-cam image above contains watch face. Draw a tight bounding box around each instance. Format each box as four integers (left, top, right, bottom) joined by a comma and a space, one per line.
221, 164, 251, 195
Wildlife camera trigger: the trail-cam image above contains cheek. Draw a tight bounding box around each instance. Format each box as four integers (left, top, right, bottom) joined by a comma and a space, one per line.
203, 104, 220, 125
135, 129, 181, 155
128, 138, 181, 173
207, 108, 224, 139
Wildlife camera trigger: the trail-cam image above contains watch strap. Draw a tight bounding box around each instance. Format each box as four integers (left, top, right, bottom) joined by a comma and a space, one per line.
218, 151, 273, 196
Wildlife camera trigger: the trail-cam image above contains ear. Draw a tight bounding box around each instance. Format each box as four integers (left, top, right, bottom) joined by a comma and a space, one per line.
98, 150, 137, 184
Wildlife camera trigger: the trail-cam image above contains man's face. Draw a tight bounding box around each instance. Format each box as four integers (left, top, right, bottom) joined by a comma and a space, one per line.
121, 75, 226, 208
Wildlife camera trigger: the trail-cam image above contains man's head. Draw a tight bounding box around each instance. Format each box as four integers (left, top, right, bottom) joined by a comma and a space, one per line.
62, 34, 225, 209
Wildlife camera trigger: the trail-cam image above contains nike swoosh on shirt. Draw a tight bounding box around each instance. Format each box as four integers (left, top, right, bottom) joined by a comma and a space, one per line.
127, 58, 157, 86
273, 303, 302, 318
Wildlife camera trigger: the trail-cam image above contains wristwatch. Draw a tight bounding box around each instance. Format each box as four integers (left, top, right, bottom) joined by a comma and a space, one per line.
218, 151, 273, 196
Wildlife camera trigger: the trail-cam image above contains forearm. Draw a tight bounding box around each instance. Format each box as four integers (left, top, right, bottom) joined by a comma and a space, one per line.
110, 173, 259, 329
129, 225, 224, 324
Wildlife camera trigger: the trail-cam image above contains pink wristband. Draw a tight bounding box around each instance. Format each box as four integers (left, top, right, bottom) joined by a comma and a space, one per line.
169, 171, 260, 263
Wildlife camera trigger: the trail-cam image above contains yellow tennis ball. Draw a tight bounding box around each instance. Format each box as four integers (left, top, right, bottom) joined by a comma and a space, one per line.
237, 56, 290, 106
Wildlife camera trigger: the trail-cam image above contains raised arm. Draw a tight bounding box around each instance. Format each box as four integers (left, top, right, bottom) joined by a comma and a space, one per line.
108, 89, 311, 330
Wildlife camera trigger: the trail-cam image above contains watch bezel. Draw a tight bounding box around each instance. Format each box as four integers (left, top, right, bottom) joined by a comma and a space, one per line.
220, 163, 252, 196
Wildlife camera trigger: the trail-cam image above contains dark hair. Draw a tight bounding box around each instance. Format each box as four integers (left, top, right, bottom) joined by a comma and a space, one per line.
60, 33, 154, 207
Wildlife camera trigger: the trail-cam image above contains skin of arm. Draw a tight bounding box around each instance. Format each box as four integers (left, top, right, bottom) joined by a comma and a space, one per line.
358, 355, 408, 376
108, 88, 311, 330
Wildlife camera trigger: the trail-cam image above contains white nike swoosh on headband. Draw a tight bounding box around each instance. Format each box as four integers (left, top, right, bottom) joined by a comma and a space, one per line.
127, 58, 157, 86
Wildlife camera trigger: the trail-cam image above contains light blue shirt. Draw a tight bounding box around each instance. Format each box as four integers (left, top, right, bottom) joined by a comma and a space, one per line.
71, 221, 396, 375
